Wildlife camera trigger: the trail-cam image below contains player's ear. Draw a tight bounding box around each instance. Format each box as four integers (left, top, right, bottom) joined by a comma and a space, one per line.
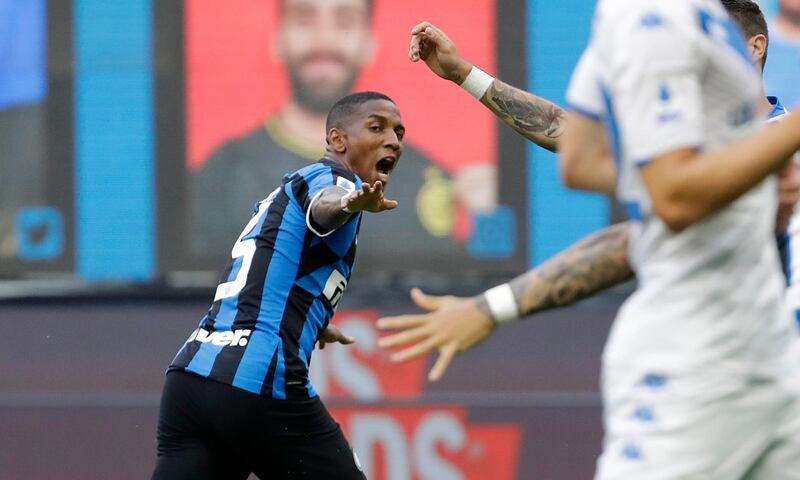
328, 128, 347, 153
748, 34, 767, 67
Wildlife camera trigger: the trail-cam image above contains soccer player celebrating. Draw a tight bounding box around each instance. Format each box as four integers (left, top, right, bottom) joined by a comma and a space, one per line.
151, 92, 404, 480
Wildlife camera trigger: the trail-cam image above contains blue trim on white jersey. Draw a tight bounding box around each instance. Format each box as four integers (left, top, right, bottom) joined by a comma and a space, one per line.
568, 103, 603, 122
624, 202, 643, 221
785, 232, 793, 285
697, 8, 753, 67
599, 84, 622, 167
795, 309, 800, 333
767, 96, 788, 120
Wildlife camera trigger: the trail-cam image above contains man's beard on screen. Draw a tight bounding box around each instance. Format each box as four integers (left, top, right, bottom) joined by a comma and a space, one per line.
288, 69, 360, 114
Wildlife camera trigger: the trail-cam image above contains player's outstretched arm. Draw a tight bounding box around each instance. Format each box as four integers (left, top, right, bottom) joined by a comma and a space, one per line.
641, 114, 800, 232
560, 112, 617, 195
377, 222, 633, 381
409, 22, 565, 153
310, 181, 398, 234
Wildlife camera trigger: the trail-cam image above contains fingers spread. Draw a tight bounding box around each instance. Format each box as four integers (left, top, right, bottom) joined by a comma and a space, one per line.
410, 288, 442, 311
391, 336, 439, 363
428, 344, 457, 382
377, 314, 427, 331
378, 325, 432, 349
381, 198, 399, 210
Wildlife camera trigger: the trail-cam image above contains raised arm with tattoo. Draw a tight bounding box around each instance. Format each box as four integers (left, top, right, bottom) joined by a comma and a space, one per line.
377, 222, 633, 381
408, 21, 565, 152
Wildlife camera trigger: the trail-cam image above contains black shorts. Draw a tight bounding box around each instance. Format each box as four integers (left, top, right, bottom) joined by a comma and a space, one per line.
151, 371, 366, 480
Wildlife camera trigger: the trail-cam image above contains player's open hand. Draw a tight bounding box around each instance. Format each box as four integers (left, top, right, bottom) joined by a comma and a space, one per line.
409, 22, 472, 84
343, 181, 398, 213
318, 324, 356, 350
377, 288, 496, 382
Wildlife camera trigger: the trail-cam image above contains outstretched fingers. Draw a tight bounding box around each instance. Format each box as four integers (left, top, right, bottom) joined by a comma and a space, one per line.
381, 198, 399, 210
377, 314, 427, 331
378, 325, 433, 349
428, 344, 458, 382
391, 335, 441, 363
410, 288, 446, 312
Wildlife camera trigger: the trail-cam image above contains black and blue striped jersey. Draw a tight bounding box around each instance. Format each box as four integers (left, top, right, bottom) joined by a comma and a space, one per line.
170, 159, 362, 399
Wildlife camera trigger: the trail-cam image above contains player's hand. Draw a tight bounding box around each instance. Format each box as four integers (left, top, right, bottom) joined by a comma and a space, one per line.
776, 160, 800, 234
409, 22, 473, 84
342, 181, 398, 213
318, 324, 356, 350
377, 288, 496, 382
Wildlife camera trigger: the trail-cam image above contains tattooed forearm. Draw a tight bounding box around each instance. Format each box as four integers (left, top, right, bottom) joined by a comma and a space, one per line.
480, 223, 633, 319
481, 80, 566, 153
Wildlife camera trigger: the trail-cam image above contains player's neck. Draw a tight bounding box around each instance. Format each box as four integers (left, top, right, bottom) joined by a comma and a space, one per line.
322, 147, 352, 172
278, 102, 329, 147
759, 93, 773, 118
775, 12, 800, 41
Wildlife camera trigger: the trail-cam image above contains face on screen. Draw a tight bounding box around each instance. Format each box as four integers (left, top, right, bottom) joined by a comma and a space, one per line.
276, 0, 376, 113
781, 0, 800, 17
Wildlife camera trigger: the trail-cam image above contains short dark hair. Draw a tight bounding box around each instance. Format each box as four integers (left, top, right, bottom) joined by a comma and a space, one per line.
325, 91, 395, 138
721, 0, 769, 66
280, 0, 375, 18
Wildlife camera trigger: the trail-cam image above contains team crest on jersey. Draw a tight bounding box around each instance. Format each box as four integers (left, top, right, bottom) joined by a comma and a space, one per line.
336, 176, 356, 192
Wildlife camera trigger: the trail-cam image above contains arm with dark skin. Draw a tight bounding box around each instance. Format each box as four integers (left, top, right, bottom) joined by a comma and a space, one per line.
312, 179, 397, 348
310, 180, 398, 233
378, 222, 633, 381
409, 21, 565, 152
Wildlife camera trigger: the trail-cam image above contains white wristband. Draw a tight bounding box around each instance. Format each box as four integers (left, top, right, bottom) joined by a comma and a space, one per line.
459, 66, 494, 100
484, 283, 520, 324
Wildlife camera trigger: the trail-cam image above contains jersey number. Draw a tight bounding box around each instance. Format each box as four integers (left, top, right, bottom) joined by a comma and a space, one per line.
214, 188, 279, 301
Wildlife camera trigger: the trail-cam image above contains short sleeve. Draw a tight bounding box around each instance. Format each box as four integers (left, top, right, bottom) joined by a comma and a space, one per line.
609, 10, 704, 165
297, 163, 360, 237
567, 46, 604, 121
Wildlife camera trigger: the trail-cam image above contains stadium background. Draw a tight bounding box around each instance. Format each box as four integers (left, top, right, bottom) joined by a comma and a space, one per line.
0, 0, 787, 478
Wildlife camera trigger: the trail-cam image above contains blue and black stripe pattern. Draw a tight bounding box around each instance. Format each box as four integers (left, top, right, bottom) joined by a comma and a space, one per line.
170, 160, 362, 399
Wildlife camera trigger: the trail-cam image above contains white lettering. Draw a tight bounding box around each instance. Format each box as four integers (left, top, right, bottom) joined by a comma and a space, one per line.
415, 413, 466, 480
330, 319, 380, 401
186, 328, 252, 347
351, 414, 411, 480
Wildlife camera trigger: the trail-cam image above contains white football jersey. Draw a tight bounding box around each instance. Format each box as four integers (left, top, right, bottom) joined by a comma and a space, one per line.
767, 99, 800, 325
567, 0, 798, 383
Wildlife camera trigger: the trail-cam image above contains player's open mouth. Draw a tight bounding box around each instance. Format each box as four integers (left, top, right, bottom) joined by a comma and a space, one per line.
376, 157, 396, 175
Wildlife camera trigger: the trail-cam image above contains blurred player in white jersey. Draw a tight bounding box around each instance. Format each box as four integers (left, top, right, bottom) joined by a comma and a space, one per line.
560, 0, 800, 478
380, 0, 800, 477
380, 0, 799, 377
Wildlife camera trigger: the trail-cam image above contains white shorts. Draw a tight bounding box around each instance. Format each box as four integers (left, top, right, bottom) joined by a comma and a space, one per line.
595, 367, 800, 480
